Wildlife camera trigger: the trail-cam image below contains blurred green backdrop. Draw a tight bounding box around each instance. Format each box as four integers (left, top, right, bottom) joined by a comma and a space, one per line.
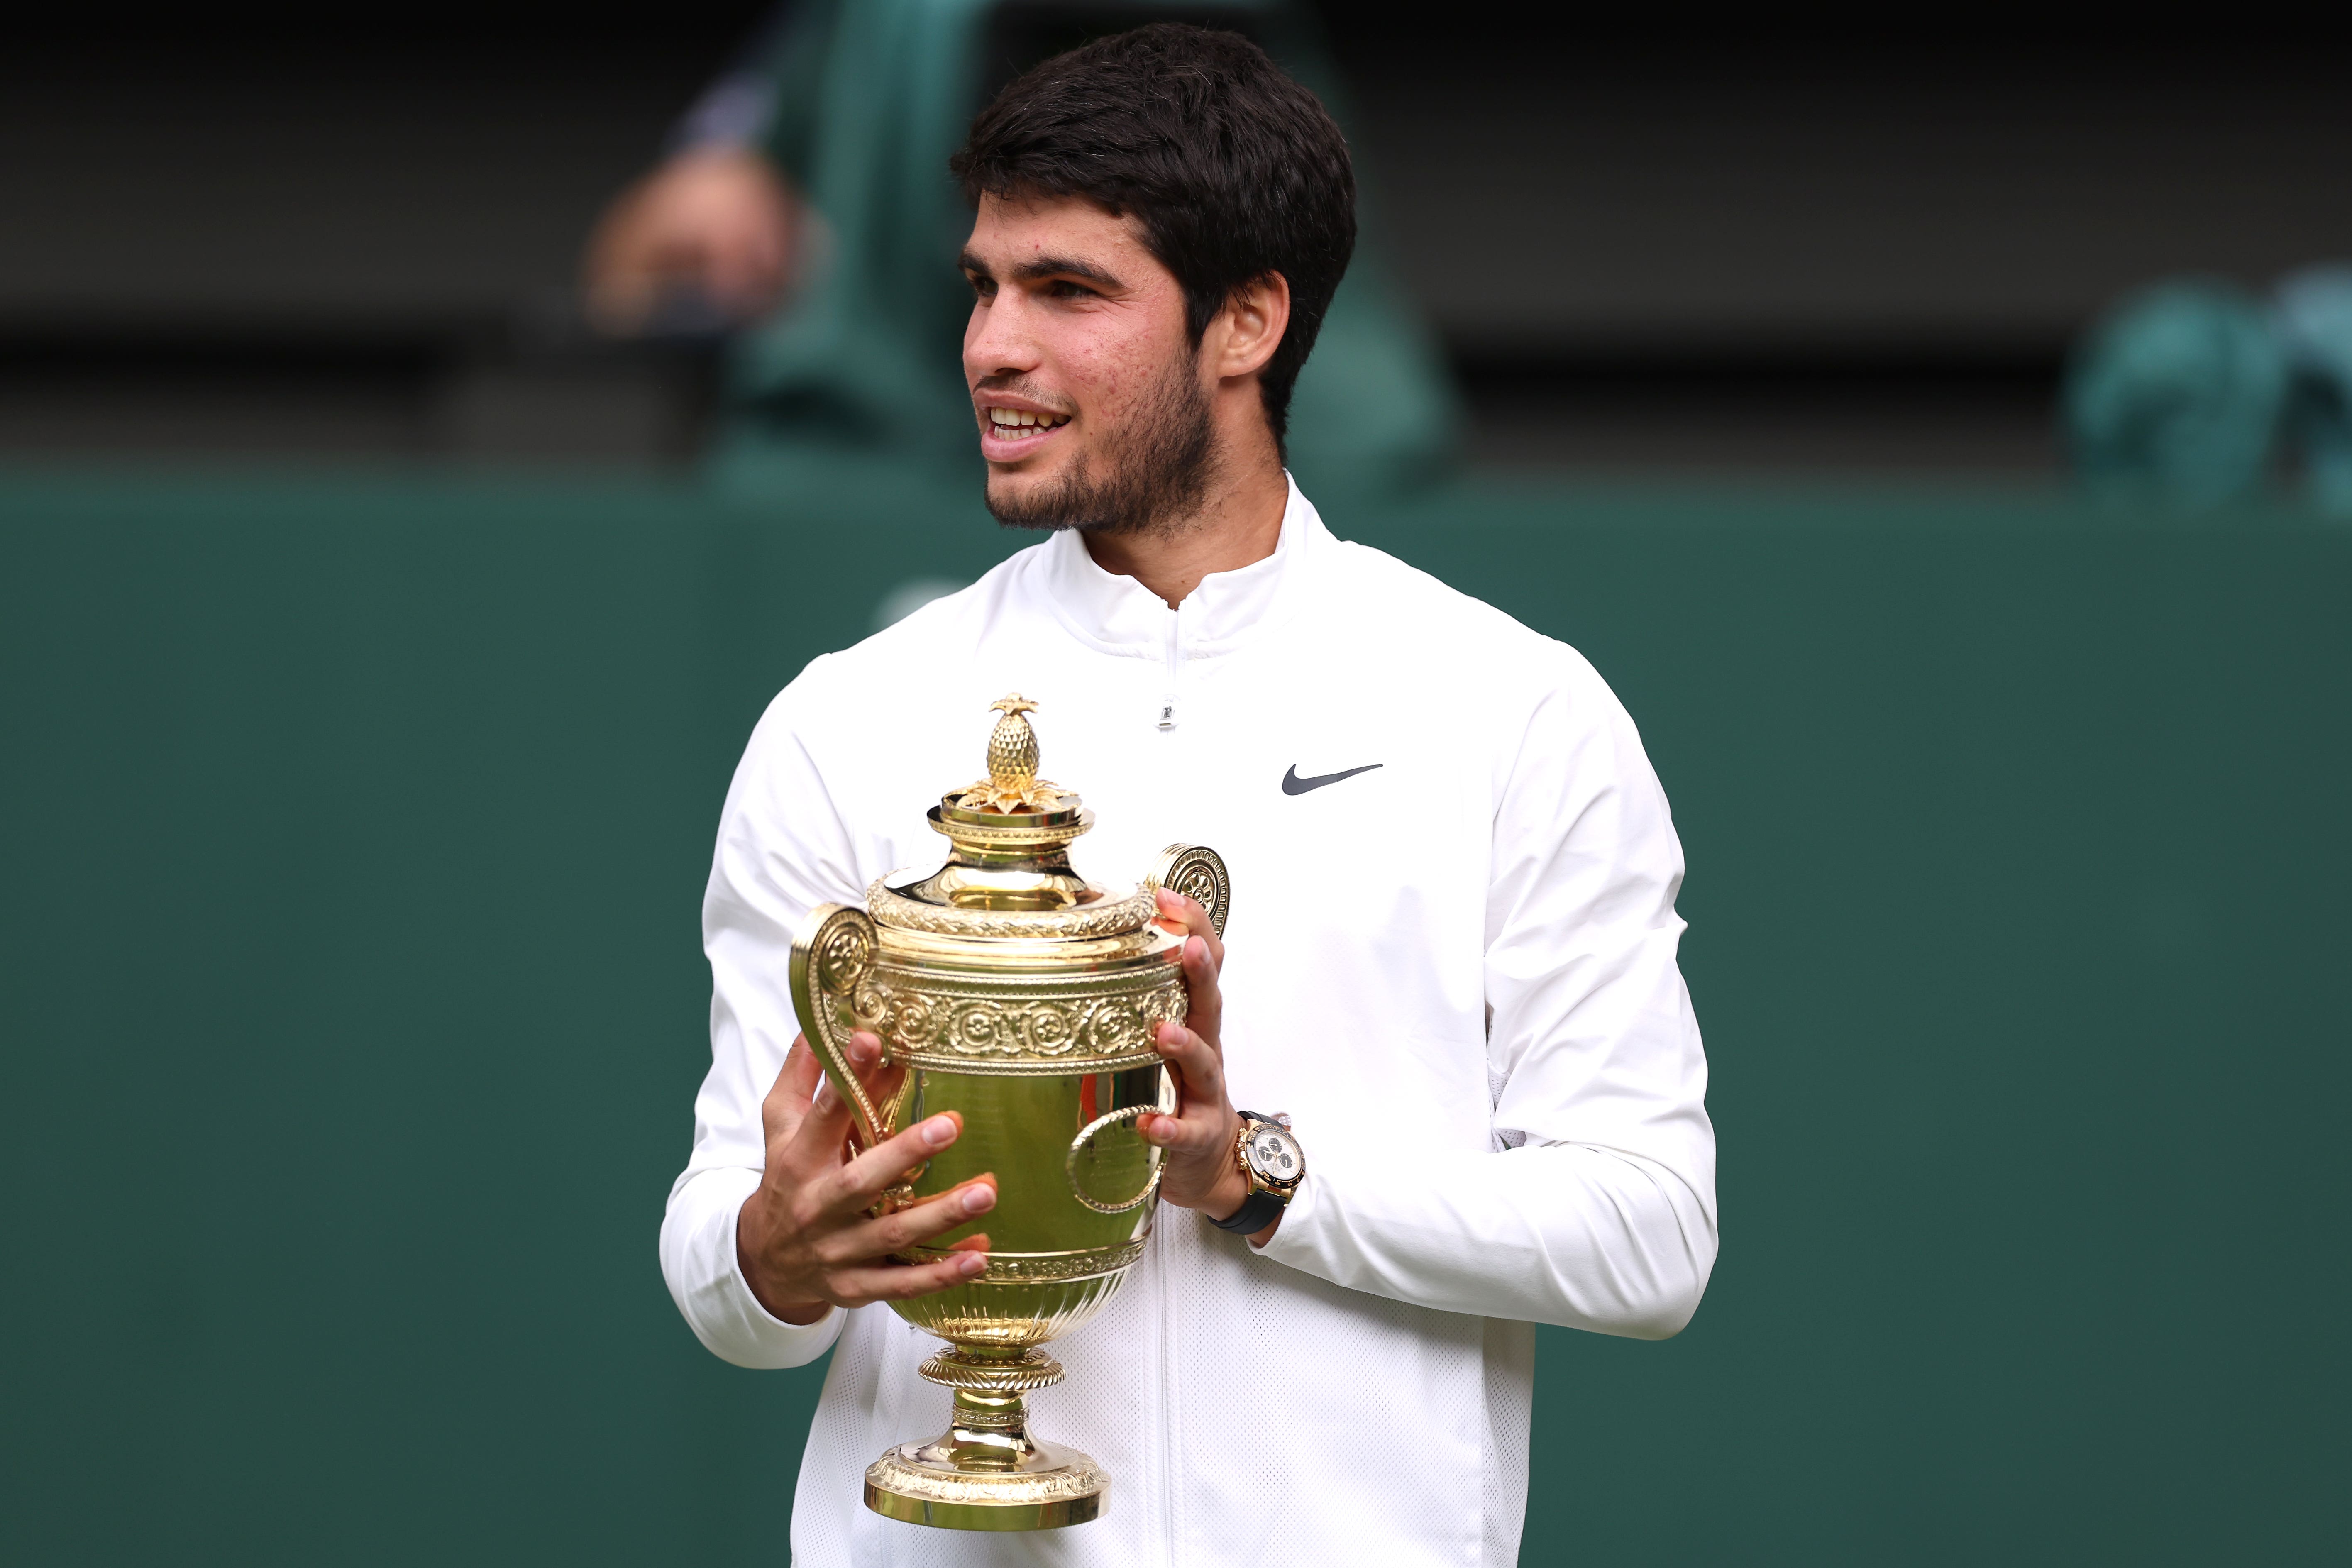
3, 462, 2344, 1563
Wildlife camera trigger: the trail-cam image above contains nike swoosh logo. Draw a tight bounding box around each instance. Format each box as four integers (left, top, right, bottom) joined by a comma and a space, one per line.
1282, 763, 1384, 796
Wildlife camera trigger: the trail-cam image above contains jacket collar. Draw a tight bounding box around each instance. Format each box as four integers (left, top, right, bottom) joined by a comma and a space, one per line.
1037, 473, 1326, 658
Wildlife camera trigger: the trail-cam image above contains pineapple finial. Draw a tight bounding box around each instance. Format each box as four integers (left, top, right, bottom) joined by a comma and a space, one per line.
987, 694, 1040, 789
955, 694, 1065, 813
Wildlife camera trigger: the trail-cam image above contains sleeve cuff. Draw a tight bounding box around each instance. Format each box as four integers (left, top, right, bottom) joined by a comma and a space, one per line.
726, 1225, 842, 1345
1250, 1169, 1322, 1257
661, 1167, 846, 1369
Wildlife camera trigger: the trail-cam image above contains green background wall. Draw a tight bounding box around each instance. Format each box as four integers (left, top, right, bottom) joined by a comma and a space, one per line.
3, 462, 2344, 1563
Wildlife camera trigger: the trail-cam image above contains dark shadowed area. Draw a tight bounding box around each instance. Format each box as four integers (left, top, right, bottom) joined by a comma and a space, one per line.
8, 7, 2352, 475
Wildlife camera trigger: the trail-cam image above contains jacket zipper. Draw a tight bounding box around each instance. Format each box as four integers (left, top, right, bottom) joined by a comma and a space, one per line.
1158, 600, 1181, 730
1157, 596, 1183, 1565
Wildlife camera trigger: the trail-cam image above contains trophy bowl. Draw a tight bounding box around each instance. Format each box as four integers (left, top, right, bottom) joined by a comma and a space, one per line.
789, 695, 1230, 1532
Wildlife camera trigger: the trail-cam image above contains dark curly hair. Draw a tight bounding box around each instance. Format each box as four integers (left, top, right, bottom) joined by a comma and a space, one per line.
950, 23, 1357, 449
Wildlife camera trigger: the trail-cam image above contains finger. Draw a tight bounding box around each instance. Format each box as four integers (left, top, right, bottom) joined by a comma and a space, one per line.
1138, 1104, 1231, 1151
1178, 933, 1223, 1052
1153, 1021, 1225, 1103
843, 1028, 880, 1072
782, 1032, 902, 1178
782, 1056, 862, 1178
818, 1111, 966, 1217
1138, 1028, 1229, 1153
827, 1250, 990, 1308
840, 1030, 909, 1143
830, 1178, 998, 1261
844, 1032, 906, 1117
1153, 887, 1226, 968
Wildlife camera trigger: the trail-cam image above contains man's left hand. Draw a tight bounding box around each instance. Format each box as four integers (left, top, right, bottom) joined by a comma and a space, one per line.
1135, 887, 1277, 1243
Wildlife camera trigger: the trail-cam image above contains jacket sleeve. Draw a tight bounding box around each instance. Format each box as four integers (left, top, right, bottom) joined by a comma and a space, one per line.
659, 668, 862, 1369
1259, 647, 1719, 1339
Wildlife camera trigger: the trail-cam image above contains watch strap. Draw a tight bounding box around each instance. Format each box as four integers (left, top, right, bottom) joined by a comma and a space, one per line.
1207, 1189, 1287, 1234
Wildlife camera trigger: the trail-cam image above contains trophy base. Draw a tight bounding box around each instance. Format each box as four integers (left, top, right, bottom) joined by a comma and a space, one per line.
863, 1441, 1106, 1531
862, 1347, 1106, 1531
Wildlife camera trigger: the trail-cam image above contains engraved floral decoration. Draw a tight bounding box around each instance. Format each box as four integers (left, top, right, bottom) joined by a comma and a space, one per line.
1157, 847, 1229, 933
1171, 861, 1221, 911
1027, 1004, 1074, 1052
815, 915, 874, 994
850, 981, 1186, 1060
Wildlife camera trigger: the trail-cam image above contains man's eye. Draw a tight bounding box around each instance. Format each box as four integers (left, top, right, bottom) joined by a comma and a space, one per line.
1046, 280, 1092, 299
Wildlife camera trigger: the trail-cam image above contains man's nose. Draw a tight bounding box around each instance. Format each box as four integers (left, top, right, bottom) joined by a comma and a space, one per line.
964, 293, 1042, 382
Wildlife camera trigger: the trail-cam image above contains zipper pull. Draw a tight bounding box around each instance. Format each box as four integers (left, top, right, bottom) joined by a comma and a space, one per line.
1157, 692, 1177, 731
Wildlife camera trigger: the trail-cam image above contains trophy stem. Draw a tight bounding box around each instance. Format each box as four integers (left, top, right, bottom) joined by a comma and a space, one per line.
937, 1385, 1040, 1470
862, 1348, 1108, 1531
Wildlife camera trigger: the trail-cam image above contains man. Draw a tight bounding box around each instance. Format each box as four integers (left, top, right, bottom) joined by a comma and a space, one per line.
661, 25, 1717, 1566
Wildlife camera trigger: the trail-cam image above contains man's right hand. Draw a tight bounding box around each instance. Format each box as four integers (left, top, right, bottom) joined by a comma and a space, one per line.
735, 1031, 996, 1325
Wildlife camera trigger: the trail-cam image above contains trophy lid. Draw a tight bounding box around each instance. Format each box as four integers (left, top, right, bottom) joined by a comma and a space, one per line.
894, 695, 1116, 915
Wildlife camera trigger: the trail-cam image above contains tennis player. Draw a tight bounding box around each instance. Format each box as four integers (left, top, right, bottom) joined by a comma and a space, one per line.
662, 25, 1717, 1566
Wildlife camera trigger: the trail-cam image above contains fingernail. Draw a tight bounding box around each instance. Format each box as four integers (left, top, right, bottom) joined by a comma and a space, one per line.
957, 1253, 987, 1275
961, 1185, 995, 1215
921, 1116, 957, 1148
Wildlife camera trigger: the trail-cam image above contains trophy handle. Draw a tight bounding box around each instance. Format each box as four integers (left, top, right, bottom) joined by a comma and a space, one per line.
1065, 1104, 1167, 1214
787, 902, 888, 1154
1144, 844, 1231, 938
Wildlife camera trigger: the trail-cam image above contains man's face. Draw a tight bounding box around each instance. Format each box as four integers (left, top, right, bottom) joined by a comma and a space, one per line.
960, 193, 1215, 534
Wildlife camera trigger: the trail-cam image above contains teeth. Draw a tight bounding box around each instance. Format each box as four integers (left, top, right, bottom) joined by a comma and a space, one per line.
988, 408, 1069, 433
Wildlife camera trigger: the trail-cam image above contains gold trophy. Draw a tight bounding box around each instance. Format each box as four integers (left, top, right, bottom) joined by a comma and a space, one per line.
789, 695, 1229, 1531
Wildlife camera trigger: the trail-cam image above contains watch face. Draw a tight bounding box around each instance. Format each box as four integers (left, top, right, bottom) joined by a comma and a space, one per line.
1245, 1126, 1302, 1185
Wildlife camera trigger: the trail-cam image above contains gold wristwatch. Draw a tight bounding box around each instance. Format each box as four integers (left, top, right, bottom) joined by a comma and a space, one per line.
1208, 1111, 1305, 1234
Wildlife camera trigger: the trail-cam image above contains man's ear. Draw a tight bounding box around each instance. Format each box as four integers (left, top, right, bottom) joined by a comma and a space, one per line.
1211, 272, 1292, 382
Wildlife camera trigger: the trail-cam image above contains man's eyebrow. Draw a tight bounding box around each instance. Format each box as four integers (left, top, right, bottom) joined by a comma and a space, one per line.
959, 251, 1125, 291
1011, 254, 1123, 289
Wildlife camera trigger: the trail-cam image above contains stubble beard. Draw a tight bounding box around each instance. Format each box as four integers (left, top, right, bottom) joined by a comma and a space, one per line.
984, 352, 1218, 538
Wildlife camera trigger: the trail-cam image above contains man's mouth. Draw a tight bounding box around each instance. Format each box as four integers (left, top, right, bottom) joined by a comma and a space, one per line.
984, 407, 1072, 443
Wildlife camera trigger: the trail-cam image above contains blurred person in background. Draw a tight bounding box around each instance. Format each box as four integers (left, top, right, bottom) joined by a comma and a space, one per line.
583, 0, 1459, 499
2064, 266, 2352, 515
583, 3, 808, 337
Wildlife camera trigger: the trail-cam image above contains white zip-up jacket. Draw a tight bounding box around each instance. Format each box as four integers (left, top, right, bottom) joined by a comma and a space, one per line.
663, 479, 1717, 1567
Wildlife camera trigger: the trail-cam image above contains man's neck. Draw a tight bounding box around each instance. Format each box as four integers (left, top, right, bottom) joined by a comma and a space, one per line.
1080, 454, 1289, 610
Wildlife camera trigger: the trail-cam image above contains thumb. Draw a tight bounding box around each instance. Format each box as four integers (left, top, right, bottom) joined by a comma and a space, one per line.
788, 1056, 860, 1170
762, 1037, 823, 1151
